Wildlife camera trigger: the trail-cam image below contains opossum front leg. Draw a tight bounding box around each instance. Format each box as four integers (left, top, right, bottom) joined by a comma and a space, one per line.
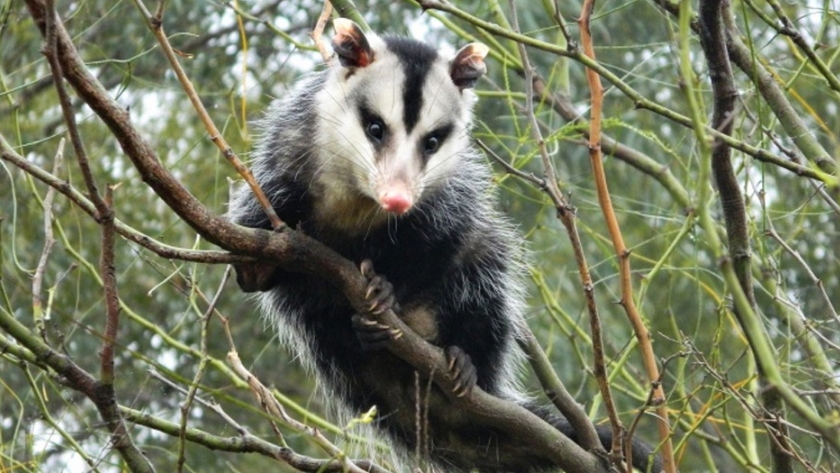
445, 346, 478, 398
354, 261, 478, 397
351, 259, 403, 351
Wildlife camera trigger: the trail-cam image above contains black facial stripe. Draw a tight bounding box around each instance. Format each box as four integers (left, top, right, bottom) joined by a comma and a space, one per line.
384, 37, 439, 134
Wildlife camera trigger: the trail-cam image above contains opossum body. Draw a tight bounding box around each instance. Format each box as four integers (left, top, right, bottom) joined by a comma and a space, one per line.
230, 19, 660, 473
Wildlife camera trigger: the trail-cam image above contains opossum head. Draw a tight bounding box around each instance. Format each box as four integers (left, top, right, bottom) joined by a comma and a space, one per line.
313, 19, 488, 231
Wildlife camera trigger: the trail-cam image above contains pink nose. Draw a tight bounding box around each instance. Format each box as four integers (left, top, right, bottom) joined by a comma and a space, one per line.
379, 191, 413, 215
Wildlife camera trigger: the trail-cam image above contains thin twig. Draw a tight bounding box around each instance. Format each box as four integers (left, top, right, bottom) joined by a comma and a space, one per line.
177, 265, 233, 473
121, 405, 390, 473
764, 225, 838, 324
312, 1, 333, 62
476, 139, 546, 188
42, 1, 108, 219
40, 2, 152, 471
507, 0, 602, 455
33, 138, 64, 342
577, 0, 673, 470
226, 352, 371, 473
132, 0, 284, 231
550, 0, 575, 49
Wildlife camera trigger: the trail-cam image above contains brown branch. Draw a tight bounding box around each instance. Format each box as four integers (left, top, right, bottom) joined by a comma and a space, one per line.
99, 185, 119, 385
698, 2, 792, 472
42, 0, 108, 219
576, 3, 624, 468
550, 0, 575, 49
38, 2, 153, 471
578, 1, 674, 472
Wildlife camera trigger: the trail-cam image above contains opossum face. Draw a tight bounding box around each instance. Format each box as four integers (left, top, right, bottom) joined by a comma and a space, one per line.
314, 19, 488, 225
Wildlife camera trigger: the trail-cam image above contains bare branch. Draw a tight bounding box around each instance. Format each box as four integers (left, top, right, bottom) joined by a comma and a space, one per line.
577, 0, 673, 469
33, 138, 64, 341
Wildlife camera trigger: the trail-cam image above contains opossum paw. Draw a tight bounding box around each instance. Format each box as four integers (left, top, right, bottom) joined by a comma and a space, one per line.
352, 314, 402, 351
359, 259, 400, 314
445, 346, 478, 397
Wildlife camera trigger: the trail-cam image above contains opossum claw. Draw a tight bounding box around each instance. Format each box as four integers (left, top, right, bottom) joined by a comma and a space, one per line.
360, 260, 401, 314
445, 346, 477, 397
352, 314, 401, 351
360, 259, 375, 279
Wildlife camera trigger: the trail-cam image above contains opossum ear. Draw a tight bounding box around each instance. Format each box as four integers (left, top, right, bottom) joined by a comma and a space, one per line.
450, 43, 489, 90
332, 18, 375, 68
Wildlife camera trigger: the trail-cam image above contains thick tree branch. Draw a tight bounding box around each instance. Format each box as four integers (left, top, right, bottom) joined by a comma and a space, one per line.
697, 2, 792, 472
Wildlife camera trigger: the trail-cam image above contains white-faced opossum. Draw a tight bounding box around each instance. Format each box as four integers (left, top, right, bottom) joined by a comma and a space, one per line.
230, 18, 661, 473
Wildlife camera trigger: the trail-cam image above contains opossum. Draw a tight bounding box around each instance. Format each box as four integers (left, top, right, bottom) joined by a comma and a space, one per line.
230, 18, 661, 473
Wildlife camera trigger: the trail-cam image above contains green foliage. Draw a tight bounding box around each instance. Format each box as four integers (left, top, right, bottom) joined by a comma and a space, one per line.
2, 0, 839, 471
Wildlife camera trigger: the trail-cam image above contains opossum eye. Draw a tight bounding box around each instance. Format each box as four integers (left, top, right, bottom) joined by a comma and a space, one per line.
422, 124, 453, 158
424, 136, 440, 154
366, 120, 385, 143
